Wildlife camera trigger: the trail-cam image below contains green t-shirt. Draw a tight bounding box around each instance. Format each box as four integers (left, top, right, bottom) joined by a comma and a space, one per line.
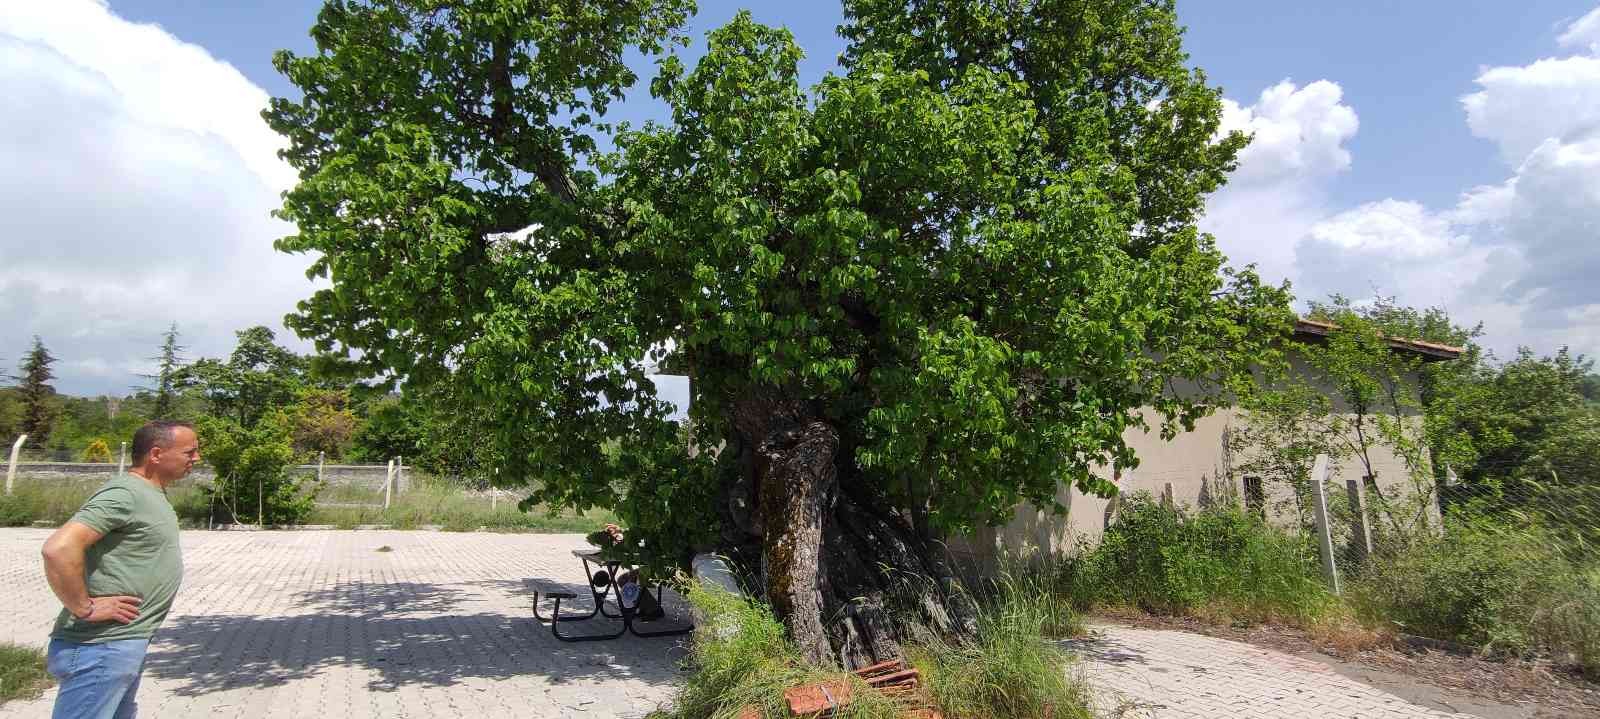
50, 474, 184, 643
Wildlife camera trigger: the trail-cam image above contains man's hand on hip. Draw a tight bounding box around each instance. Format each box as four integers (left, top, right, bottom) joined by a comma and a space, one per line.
76, 596, 142, 624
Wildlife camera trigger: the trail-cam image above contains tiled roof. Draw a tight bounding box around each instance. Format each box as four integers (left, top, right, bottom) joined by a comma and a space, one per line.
1293, 318, 1464, 361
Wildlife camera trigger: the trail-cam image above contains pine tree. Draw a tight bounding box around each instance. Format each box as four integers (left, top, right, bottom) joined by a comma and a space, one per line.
17, 336, 58, 449
144, 324, 187, 418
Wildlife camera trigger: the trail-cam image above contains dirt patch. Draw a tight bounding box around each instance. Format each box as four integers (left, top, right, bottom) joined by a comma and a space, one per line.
1091, 609, 1600, 719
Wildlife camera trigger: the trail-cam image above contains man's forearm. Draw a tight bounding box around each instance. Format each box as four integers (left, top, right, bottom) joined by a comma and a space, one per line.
42, 546, 93, 619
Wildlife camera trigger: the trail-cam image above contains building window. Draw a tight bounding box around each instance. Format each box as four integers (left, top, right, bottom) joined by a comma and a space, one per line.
1244, 476, 1265, 519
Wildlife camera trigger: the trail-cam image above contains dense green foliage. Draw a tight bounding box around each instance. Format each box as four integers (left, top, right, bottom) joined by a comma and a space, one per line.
1059, 494, 1334, 624
264, 0, 1293, 580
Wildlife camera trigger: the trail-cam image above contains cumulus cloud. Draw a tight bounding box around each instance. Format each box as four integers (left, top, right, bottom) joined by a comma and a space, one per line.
1202, 80, 1359, 286
1461, 54, 1600, 164
0, 0, 315, 394
1285, 7, 1600, 361
1205, 9, 1600, 363
1219, 80, 1359, 184
1559, 6, 1600, 55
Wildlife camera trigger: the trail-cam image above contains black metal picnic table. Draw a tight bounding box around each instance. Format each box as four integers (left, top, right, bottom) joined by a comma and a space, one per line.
531, 549, 694, 642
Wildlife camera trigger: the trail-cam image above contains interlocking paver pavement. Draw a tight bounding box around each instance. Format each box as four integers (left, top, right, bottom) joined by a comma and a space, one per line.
1069, 623, 1484, 718
1, 529, 685, 718
3, 528, 1505, 718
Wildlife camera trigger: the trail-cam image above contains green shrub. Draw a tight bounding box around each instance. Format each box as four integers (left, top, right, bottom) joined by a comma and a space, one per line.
1059, 493, 1335, 624
0, 642, 52, 705
1351, 516, 1600, 677
80, 439, 112, 463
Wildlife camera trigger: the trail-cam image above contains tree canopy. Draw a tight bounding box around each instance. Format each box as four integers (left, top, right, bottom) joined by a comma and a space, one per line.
268, 0, 1292, 662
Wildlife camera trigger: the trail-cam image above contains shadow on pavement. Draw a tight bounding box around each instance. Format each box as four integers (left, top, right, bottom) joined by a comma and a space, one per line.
141, 578, 688, 696
1060, 631, 1152, 666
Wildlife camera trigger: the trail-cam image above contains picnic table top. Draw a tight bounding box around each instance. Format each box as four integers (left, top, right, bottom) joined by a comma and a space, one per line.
571, 548, 603, 560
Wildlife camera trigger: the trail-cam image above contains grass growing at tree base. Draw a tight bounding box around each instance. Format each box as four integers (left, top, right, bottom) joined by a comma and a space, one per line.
0, 642, 52, 706
654, 580, 1092, 719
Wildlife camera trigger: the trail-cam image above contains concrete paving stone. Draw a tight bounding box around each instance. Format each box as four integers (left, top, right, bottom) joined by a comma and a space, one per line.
3, 529, 1509, 718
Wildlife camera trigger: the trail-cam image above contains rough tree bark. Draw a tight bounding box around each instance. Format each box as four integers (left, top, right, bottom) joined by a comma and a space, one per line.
729, 394, 979, 669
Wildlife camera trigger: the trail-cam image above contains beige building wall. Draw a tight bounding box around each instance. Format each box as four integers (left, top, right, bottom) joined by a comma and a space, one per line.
958, 359, 1437, 565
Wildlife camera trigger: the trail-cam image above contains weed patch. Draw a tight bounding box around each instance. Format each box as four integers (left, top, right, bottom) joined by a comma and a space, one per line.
0, 643, 52, 706
1350, 517, 1600, 678
1058, 494, 1335, 626
656, 579, 1093, 719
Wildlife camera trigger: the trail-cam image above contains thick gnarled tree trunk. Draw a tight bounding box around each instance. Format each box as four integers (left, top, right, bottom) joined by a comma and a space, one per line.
729, 395, 979, 668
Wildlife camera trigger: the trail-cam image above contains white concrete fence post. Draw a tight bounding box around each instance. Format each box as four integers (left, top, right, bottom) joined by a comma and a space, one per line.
6, 435, 27, 496
318, 451, 326, 484
396, 455, 404, 495
384, 459, 395, 509
1345, 479, 1374, 562
118, 442, 127, 475
1310, 454, 1341, 595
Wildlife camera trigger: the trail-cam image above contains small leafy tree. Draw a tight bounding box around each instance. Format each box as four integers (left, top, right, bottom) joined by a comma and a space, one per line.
196, 417, 318, 526
268, 388, 359, 460
181, 326, 305, 430
1234, 297, 1474, 541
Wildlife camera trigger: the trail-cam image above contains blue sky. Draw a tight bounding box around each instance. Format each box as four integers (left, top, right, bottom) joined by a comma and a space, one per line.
5, 1, 1600, 395
106, 0, 1593, 208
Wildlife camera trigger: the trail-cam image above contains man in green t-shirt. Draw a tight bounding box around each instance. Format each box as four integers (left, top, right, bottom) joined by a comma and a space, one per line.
40, 420, 198, 719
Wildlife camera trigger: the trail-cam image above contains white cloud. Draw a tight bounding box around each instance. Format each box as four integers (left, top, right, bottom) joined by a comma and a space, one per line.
0, 1, 315, 395
1203, 80, 1359, 286
1285, 8, 1600, 362
1559, 6, 1600, 55
1219, 80, 1359, 185
1291, 200, 1510, 330
1461, 55, 1600, 164
1204, 11, 1600, 363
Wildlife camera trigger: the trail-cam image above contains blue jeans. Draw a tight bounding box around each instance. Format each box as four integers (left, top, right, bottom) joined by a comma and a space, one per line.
46, 638, 150, 719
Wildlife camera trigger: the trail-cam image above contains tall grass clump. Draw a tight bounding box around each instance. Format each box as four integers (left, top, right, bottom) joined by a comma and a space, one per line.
0, 642, 52, 705
1350, 515, 1600, 678
915, 574, 1093, 719
659, 576, 1093, 719
659, 584, 901, 719
0, 476, 210, 528
1059, 493, 1335, 625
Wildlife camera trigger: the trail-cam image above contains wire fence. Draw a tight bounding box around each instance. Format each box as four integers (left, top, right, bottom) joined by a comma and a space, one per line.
1278, 454, 1600, 593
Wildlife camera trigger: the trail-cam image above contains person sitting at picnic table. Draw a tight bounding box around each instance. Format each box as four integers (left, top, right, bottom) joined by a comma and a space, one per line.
590, 523, 664, 621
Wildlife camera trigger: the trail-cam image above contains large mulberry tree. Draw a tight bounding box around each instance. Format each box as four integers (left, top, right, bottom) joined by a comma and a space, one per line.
267, 0, 1291, 666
